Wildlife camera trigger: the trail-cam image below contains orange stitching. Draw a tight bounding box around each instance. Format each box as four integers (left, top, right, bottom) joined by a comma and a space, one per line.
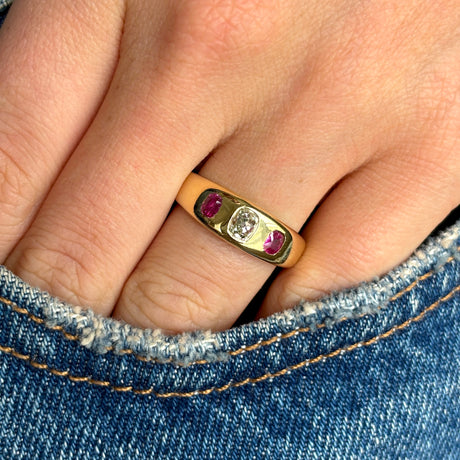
0, 297, 82, 342
0, 248, 458, 366
0, 284, 458, 398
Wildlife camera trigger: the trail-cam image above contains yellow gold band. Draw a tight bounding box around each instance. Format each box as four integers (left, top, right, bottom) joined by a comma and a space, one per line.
176, 173, 305, 267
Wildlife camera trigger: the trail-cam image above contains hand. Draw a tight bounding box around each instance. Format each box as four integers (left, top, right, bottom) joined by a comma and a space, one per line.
1, 0, 459, 333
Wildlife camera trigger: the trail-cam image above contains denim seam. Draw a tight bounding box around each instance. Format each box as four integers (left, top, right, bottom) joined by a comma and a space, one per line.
0, 249, 458, 366
0, 283, 458, 398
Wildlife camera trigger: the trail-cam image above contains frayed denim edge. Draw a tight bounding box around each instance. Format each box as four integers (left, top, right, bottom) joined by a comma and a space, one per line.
0, 0, 11, 27
1, 220, 459, 364
0, 0, 12, 12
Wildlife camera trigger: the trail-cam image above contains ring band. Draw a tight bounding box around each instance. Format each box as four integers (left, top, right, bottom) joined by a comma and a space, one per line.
176, 173, 305, 267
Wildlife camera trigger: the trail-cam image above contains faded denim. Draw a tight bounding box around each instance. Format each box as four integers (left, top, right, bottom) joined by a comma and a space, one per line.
0, 213, 459, 460
1, 3, 460, 458
0, 0, 10, 27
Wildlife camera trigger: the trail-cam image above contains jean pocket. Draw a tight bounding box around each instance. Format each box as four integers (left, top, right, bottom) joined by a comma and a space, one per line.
0, 220, 459, 459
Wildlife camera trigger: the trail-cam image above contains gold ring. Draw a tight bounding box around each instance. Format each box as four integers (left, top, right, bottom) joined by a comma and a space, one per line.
176, 173, 305, 267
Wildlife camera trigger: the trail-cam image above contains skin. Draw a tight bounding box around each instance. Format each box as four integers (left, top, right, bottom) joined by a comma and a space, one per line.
0, 0, 458, 333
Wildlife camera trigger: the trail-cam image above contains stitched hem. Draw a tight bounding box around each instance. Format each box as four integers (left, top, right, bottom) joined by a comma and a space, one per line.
1, 219, 459, 364
1, 284, 458, 397
1, 249, 458, 367
1, 218, 458, 365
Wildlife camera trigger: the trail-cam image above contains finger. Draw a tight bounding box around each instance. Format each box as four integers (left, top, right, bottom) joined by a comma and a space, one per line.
0, 0, 125, 258
5, 5, 233, 314
259, 146, 460, 317
113, 104, 369, 333
5, 0, 314, 317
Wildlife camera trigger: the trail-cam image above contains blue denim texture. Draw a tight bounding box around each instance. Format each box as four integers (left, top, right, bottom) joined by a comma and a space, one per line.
0, 214, 459, 460
0, 0, 10, 27
1, 3, 460, 458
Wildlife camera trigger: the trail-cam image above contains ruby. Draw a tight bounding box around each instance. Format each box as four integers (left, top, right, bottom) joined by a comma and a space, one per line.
200, 192, 222, 218
263, 230, 285, 255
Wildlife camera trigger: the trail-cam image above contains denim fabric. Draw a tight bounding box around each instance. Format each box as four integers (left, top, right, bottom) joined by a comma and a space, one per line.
0, 213, 459, 460
0, 0, 10, 27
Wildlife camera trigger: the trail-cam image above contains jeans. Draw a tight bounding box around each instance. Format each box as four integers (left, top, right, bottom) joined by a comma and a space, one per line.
1, 216, 459, 459
1, 4, 459, 459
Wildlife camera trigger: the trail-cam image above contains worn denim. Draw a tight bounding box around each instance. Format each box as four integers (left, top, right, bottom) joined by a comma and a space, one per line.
0, 212, 459, 460
1, 3, 460, 459
0, 0, 10, 27
0, 217, 460, 460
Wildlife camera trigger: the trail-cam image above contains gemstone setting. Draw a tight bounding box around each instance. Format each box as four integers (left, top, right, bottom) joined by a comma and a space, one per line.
263, 230, 285, 255
200, 192, 222, 218
228, 207, 259, 243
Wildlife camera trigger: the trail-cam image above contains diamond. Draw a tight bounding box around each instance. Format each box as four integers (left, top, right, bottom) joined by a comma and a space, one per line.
200, 192, 222, 218
228, 207, 259, 243
263, 230, 285, 255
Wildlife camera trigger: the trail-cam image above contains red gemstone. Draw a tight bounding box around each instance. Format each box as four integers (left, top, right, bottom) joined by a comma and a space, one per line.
263, 230, 285, 255
200, 193, 222, 218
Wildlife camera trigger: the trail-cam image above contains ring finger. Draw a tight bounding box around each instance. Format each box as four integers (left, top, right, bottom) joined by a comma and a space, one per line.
112, 100, 370, 332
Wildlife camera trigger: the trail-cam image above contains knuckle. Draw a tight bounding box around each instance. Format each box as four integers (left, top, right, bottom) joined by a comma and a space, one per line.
416, 69, 459, 128
0, 148, 40, 247
409, 48, 460, 135
0, 100, 53, 215
122, 268, 222, 332
0, 149, 29, 213
174, 0, 282, 62
10, 226, 106, 307
0, 135, 38, 210
274, 269, 330, 308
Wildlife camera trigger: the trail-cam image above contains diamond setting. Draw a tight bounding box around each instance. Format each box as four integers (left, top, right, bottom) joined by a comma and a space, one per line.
263, 230, 285, 255
228, 207, 259, 243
